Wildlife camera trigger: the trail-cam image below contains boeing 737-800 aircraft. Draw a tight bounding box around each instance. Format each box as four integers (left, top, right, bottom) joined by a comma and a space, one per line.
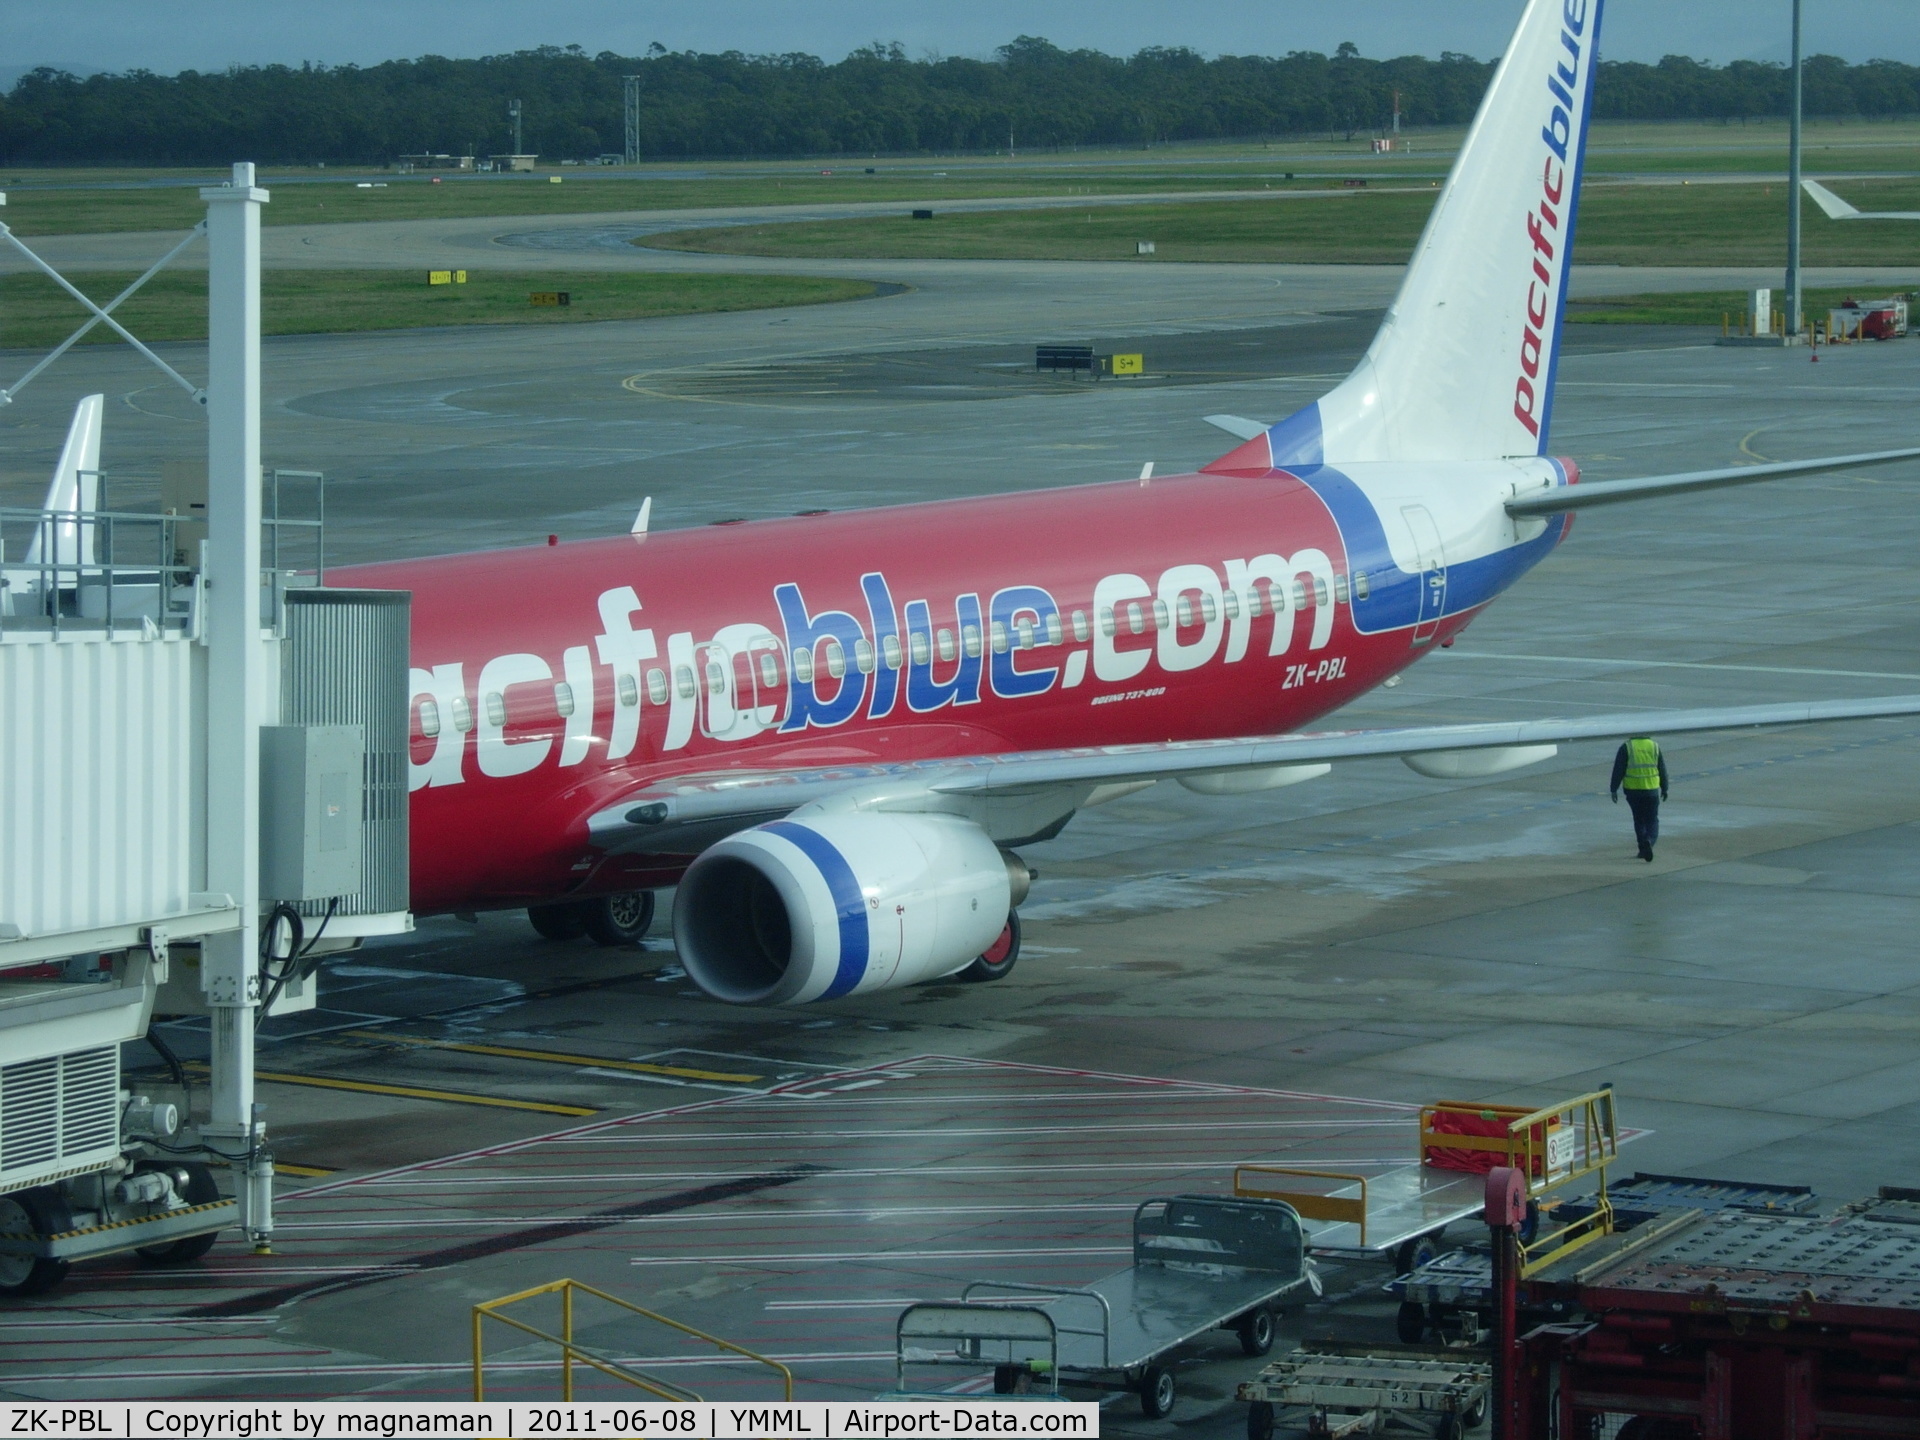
32, 0, 1920, 1007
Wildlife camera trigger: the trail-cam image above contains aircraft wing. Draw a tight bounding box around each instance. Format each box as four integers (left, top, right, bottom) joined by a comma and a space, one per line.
587, 694, 1920, 855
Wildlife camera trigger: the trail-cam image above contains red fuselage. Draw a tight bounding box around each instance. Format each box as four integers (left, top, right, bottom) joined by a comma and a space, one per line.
341, 464, 1561, 915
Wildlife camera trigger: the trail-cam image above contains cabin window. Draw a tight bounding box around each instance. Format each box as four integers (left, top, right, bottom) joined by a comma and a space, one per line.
1071, 610, 1090, 642
1246, 589, 1263, 620
484, 692, 507, 728
646, 668, 669, 705
791, 649, 815, 685
759, 652, 781, 687
1222, 589, 1240, 619
705, 660, 726, 696
962, 624, 983, 659
675, 666, 697, 700
1312, 577, 1329, 607
824, 640, 846, 679
1151, 599, 1171, 632
990, 621, 1009, 654
1292, 580, 1309, 610
1126, 602, 1144, 635
1014, 617, 1035, 649
854, 638, 876, 675
937, 628, 956, 662
1333, 574, 1349, 604
1099, 608, 1116, 638
449, 695, 473, 733
416, 699, 441, 739
616, 674, 638, 708
553, 681, 576, 718
1045, 613, 1064, 645
909, 631, 931, 666
881, 634, 902, 670
1175, 596, 1193, 627
1355, 571, 1371, 600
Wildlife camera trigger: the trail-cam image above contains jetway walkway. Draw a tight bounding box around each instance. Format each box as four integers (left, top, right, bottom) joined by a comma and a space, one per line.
0, 164, 411, 1290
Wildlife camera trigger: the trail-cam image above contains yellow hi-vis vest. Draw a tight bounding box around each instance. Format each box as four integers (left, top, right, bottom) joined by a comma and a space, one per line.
1623, 737, 1662, 790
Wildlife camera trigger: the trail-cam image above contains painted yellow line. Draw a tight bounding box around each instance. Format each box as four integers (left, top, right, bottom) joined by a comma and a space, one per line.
342, 1031, 762, 1085
187, 1062, 597, 1116
273, 1163, 336, 1178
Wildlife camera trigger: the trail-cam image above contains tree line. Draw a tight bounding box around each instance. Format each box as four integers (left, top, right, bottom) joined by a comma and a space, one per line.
1, 39, 1914, 167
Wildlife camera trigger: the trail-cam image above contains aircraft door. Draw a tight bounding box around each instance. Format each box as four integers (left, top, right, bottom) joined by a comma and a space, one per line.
1402, 504, 1447, 645
744, 635, 786, 729
699, 643, 736, 736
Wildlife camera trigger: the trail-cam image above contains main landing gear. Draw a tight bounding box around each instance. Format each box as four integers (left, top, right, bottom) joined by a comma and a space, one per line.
527, 891, 656, 947
957, 910, 1022, 983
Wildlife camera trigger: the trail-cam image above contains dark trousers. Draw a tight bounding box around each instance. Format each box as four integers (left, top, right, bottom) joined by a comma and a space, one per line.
1624, 788, 1660, 855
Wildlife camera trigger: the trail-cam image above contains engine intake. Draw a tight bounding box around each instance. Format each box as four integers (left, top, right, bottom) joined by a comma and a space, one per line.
674, 813, 1013, 1005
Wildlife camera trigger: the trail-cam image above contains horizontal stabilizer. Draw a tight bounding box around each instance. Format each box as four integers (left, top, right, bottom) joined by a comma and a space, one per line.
1203, 414, 1269, 442
1506, 447, 1920, 517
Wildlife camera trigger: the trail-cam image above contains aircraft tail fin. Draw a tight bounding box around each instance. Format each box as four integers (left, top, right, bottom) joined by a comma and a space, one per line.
1801, 179, 1860, 220
1230, 0, 1604, 470
24, 394, 105, 567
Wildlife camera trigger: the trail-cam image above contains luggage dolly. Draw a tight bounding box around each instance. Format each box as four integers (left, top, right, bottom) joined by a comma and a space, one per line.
892, 1194, 1319, 1419
1238, 1347, 1490, 1440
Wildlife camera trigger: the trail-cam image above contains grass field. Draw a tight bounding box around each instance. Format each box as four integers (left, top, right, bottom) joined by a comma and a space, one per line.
5, 119, 1920, 237
1568, 286, 1910, 326
647, 179, 1920, 268
0, 269, 880, 350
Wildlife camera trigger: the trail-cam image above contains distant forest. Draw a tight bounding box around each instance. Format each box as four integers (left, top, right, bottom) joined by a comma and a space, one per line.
2, 40, 1916, 166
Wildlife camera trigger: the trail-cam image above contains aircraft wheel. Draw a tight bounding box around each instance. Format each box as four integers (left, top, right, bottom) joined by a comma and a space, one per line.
135, 1163, 221, 1265
0, 1189, 72, 1297
528, 902, 590, 941
957, 911, 1021, 984
1138, 1363, 1177, 1419
1235, 1306, 1275, 1356
585, 891, 655, 947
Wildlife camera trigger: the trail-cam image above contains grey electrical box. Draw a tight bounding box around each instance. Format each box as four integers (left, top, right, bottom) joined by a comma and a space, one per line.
260, 725, 364, 902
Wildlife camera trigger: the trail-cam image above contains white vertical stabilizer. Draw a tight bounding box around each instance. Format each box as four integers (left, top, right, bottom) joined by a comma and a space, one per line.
25, 393, 105, 566
1259, 0, 1604, 468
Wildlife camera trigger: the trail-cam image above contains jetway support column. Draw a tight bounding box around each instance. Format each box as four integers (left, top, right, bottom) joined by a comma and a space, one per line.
199, 161, 274, 1250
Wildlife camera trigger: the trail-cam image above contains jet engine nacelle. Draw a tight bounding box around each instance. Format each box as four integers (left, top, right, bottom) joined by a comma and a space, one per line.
673, 813, 1014, 1005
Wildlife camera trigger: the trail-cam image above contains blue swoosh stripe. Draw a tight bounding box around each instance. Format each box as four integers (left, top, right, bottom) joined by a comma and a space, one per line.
763, 820, 869, 999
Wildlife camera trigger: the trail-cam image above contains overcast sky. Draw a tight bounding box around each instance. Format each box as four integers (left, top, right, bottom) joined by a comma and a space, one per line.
5, 0, 1916, 79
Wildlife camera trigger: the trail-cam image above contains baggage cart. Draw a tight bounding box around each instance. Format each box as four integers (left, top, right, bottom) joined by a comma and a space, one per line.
893, 1194, 1317, 1418
1239, 1347, 1490, 1440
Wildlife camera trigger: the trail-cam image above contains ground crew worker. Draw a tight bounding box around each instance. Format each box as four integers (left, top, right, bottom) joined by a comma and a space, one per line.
1610, 734, 1670, 861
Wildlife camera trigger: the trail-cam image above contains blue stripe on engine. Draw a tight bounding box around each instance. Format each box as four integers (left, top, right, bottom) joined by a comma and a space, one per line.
762, 820, 869, 999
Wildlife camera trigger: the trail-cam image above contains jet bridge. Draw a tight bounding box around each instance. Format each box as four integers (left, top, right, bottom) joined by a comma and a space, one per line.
0, 164, 411, 1294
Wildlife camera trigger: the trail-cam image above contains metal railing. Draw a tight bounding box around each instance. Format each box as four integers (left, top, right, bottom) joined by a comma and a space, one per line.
0, 497, 196, 637
1233, 1166, 1371, 1244
472, 1278, 793, 1403
1, 469, 326, 639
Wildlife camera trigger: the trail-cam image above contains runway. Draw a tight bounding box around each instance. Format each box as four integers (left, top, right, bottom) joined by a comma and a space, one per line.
6, 227, 1920, 1425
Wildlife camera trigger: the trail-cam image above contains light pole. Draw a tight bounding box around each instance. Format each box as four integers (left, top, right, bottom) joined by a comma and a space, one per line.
1785, 0, 1803, 337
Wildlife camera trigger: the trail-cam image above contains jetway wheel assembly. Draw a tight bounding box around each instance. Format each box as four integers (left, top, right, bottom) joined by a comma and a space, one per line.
0, 1188, 72, 1296
958, 910, 1021, 983
134, 1162, 221, 1265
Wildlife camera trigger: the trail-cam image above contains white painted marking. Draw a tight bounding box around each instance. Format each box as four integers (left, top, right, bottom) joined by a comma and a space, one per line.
368, 1159, 1414, 1186
551, 1118, 1407, 1142
631, 1245, 1129, 1267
